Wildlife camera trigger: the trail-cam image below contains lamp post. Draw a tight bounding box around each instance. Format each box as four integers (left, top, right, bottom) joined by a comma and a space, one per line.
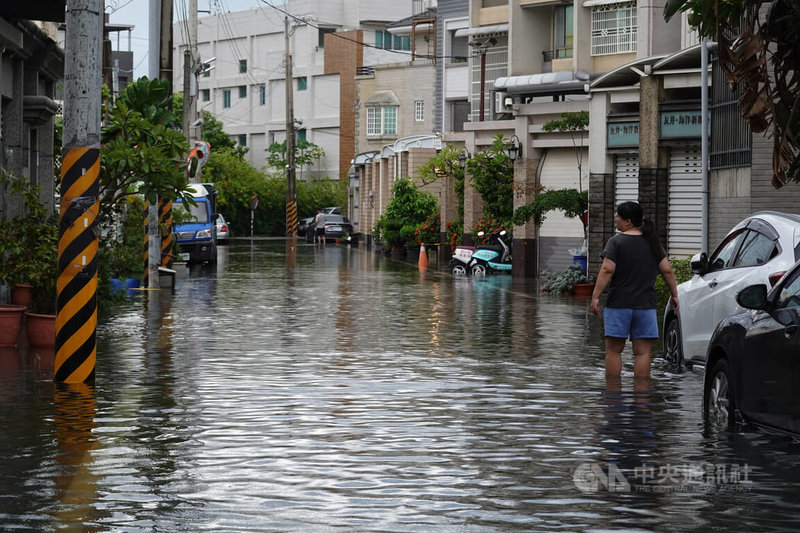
469, 38, 497, 122
506, 134, 522, 162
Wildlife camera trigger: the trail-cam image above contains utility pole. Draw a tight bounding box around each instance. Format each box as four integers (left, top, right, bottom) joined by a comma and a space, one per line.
56, 0, 103, 383
285, 15, 298, 238
183, 0, 198, 146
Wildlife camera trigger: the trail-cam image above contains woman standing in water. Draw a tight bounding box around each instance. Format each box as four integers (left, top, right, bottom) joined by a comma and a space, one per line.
590, 201, 680, 379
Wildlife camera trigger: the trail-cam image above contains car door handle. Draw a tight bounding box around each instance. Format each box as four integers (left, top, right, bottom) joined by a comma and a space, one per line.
785, 325, 799, 338
708, 279, 718, 288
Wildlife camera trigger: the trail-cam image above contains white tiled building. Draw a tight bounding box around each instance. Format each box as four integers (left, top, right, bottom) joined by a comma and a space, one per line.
173, 1, 412, 179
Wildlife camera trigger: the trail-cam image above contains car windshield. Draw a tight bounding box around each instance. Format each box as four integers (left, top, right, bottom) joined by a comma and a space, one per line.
178, 201, 209, 223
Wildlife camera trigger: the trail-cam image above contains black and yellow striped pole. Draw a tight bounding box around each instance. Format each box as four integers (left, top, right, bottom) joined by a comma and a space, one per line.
57, 0, 102, 383
55, 148, 100, 383
143, 200, 150, 284
159, 198, 174, 268
286, 200, 298, 236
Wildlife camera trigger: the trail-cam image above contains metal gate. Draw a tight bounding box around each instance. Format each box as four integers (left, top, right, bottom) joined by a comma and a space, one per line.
614, 153, 639, 206
668, 146, 702, 258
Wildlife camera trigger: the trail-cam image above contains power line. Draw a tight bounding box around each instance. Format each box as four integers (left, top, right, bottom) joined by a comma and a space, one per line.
258, 0, 469, 62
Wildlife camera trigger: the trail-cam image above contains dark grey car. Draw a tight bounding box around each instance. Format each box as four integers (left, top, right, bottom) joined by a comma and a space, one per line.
305, 214, 354, 243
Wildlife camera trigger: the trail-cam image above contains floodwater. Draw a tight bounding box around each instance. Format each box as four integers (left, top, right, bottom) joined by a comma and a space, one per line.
2, 240, 800, 532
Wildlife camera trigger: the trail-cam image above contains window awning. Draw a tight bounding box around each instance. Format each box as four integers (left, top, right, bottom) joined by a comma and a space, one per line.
454, 24, 509, 38
582, 0, 629, 6
494, 70, 591, 95
365, 90, 400, 106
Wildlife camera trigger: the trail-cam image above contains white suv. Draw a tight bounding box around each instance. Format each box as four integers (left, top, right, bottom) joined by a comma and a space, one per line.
663, 211, 800, 368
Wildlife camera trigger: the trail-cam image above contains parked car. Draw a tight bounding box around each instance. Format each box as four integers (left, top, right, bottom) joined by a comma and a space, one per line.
703, 259, 800, 434
298, 207, 342, 237
215, 214, 229, 242
663, 211, 800, 368
305, 214, 354, 243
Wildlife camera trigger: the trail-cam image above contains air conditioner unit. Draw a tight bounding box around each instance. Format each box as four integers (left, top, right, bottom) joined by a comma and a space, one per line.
495, 91, 508, 114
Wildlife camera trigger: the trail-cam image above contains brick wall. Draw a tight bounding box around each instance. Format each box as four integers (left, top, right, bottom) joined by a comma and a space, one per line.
588, 172, 614, 276
324, 30, 363, 181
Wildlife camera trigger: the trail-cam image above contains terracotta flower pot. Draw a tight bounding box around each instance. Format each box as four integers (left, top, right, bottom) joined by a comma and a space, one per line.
0, 304, 26, 347
11, 283, 33, 308
571, 282, 595, 298
25, 312, 56, 348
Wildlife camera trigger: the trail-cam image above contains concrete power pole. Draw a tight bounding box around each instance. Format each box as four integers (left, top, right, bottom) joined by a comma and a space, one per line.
56, 0, 103, 383
182, 0, 198, 148
285, 15, 297, 238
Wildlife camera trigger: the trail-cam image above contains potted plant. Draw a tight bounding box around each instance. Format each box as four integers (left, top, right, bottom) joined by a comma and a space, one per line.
542, 264, 595, 296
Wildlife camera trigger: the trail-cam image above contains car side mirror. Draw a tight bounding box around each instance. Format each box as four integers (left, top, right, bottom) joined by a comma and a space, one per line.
690, 252, 708, 275
736, 284, 768, 310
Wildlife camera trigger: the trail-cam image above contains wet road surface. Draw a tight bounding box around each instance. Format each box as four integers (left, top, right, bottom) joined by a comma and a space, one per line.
2, 240, 800, 531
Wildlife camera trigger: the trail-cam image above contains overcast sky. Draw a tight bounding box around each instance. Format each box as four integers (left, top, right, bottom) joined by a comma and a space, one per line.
105, 0, 266, 80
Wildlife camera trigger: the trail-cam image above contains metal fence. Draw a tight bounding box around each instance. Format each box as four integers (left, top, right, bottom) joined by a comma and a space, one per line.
710, 56, 752, 170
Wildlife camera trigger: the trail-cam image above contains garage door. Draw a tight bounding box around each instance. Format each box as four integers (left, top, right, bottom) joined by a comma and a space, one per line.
668, 146, 702, 258
614, 153, 639, 206
538, 148, 588, 239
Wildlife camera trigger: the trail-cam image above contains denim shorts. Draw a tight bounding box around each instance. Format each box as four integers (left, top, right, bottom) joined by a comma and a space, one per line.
603, 307, 659, 339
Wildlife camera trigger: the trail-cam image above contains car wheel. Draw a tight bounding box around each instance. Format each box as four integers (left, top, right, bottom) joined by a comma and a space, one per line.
663, 318, 684, 366
471, 262, 488, 276
705, 358, 736, 428
451, 261, 468, 276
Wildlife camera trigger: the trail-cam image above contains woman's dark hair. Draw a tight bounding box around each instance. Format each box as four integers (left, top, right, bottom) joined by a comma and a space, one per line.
617, 201, 662, 259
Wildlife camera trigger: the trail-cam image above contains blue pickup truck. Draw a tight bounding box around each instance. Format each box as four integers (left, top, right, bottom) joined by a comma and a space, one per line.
173, 183, 218, 264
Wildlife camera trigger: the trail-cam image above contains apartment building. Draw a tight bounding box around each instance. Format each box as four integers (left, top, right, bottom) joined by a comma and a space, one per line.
173, 1, 411, 181
439, 0, 686, 277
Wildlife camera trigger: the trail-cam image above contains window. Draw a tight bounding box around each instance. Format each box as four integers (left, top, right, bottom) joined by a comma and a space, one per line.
239, 85, 247, 98
238, 134, 247, 147
201, 89, 210, 102
259, 85, 266, 106
776, 270, 800, 309
375, 30, 410, 51
297, 129, 306, 143
709, 230, 744, 271
415, 100, 424, 122
318, 27, 335, 48
733, 231, 778, 268
203, 68, 210, 78
366, 106, 398, 136
554, 5, 574, 59
591, 1, 637, 55
223, 89, 231, 108
239, 59, 247, 73
297, 77, 307, 91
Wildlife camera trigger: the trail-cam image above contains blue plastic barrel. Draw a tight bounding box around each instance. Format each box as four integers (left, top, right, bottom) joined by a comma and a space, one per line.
572, 255, 587, 275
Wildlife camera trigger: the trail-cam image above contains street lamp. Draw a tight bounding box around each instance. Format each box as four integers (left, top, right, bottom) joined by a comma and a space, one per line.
469, 37, 497, 122
506, 135, 522, 162
457, 147, 471, 169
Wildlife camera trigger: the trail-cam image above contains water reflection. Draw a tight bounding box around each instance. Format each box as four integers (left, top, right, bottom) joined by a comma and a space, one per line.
2, 241, 800, 530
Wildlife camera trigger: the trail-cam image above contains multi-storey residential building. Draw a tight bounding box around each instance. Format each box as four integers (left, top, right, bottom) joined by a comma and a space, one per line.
173, 1, 411, 181
0, 17, 63, 219
352, 5, 441, 238
442, 0, 687, 277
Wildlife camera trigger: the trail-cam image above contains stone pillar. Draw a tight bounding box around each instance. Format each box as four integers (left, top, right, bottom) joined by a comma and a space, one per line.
587, 91, 615, 277
462, 137, 481, 246
588, 172, 615, 275
638, 76, 668, 245
512, 117, 539, 278
438, 172, 457, 269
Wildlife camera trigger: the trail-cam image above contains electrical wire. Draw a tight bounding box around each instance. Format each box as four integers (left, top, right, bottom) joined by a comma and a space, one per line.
258, 0, 470, 62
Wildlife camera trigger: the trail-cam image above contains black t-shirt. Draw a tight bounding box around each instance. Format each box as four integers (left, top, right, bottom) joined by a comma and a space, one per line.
602, 234, 666, 309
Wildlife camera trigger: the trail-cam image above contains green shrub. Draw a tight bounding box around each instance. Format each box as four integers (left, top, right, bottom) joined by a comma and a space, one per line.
656, 257, 693, 310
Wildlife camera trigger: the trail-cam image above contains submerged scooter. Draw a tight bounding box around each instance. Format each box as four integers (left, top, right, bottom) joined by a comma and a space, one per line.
449, 243, 477, 276
467, 230, 512, 276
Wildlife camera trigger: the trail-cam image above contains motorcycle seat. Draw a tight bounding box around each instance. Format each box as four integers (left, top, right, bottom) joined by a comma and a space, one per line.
477, 244, 504, 254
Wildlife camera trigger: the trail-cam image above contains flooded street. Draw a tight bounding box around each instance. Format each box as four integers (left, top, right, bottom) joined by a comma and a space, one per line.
3, 240, 800, 531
